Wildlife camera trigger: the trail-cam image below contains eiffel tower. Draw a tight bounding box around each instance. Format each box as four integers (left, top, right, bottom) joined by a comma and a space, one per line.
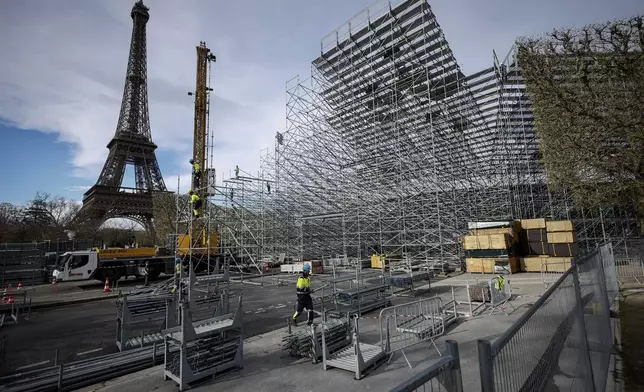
75, 1, 166, 235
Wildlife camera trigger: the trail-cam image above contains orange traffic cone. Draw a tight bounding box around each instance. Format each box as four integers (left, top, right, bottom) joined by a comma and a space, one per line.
265, 265, 270, 273
103, 278, 111, 293
17, 281, 22, 290
7, 293, 14, 305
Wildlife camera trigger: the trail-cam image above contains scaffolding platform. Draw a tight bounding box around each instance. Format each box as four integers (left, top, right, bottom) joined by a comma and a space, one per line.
321, 316, 385, 380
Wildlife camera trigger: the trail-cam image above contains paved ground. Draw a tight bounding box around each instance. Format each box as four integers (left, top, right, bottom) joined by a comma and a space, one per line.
0, 279, 299, 373
1, 269, 576, 392
77, 278, 545, 392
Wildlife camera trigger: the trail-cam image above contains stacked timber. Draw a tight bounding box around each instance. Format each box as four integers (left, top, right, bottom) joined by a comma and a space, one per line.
463, 221, 520, 274
518, 219, 577, 272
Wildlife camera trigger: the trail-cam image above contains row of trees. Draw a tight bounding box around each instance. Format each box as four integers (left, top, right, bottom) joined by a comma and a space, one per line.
0, 192, 178, 245
517, 16, 644, 232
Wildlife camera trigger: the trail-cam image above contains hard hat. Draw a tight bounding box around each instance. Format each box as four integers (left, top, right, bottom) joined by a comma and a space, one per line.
187, 189, 193, 194
189, 159, 194, 164
175, 257, 181, 264
302, 264, 311, 272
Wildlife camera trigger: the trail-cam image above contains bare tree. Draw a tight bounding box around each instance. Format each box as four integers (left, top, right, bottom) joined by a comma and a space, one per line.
23, 192, 82, 240
517, 16, 644, 230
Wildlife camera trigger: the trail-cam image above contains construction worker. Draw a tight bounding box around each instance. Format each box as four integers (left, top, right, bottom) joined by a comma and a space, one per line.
188, 190, 202, 217
190, 159, 201, 189
234, 165, 240, 179
266, 182, 271, 194
292, 264, 314, 326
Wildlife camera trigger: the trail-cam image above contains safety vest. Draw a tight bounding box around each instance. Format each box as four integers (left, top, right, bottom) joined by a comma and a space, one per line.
192, 163, 201, 173
175, 263, 181, 274
494, 276, 505, 291
296, 275, 311, 295
190, 194, 200, 203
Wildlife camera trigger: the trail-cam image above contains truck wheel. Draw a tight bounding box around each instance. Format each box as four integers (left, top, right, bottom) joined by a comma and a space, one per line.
100, 268, 121, 282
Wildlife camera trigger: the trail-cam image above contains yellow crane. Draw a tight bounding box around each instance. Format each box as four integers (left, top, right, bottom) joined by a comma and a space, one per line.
178, 42, 218, 258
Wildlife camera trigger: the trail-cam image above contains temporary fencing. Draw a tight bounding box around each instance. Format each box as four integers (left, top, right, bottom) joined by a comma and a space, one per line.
379, 295, 458, 368
389, 340, 463, 392
541, 262, 569, 289
477, 243, 618, 392
0, 244, 47, 287
614, 257, 644, 285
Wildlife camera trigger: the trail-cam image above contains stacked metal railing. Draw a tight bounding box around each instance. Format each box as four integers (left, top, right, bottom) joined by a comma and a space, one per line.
0, 345, 167, 392
0, 244, 47, 287
281, 317, 350, 362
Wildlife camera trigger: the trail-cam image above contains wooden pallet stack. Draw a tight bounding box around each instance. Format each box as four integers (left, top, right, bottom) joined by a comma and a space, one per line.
519, 219, 578, 272
462, 221, 520, 274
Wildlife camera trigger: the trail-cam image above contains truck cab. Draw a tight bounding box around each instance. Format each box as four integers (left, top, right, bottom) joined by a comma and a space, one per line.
54, 251, 98, 281
53, 248, 173, 282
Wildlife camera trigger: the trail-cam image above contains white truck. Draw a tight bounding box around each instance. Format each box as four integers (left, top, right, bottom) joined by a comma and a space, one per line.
52, 247, 174, 282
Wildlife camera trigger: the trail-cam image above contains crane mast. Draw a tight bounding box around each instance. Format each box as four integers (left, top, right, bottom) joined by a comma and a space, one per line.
192, 41, 215, 195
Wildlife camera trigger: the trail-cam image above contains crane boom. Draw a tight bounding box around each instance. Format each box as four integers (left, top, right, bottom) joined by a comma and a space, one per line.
192, 41, 210, 193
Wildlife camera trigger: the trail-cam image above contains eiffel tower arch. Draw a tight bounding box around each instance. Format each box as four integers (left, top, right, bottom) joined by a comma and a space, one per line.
75, 1, 168, 237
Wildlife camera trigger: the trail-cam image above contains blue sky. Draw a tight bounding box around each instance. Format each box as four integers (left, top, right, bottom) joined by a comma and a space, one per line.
0, 0, 641, 205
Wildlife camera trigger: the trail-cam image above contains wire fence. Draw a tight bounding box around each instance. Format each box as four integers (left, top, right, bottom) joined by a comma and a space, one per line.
389, 340, 463, 392
477, 243, 617, 392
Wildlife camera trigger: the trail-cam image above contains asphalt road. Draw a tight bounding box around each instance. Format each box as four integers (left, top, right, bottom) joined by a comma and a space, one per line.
0, 282, 297, 374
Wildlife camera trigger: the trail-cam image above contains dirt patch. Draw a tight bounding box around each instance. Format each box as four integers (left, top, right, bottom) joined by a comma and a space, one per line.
619, 292, 644, 391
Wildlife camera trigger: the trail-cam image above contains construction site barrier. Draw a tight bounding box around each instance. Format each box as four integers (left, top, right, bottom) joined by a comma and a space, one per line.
379, 295, 458, 369
389, 340, 463, 392
614, 257, 644, 285
478, 243, 617, 392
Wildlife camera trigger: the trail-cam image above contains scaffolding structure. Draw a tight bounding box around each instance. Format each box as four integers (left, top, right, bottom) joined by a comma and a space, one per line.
196, 0, 641, 272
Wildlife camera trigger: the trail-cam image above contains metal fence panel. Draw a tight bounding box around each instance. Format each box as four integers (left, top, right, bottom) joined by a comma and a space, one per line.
379, 297, 446, 359
389, 340, 463, 392
478, 244, 616, 392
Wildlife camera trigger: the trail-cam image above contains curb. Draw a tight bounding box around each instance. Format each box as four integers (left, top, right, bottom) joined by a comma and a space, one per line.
1, 293, 120, 312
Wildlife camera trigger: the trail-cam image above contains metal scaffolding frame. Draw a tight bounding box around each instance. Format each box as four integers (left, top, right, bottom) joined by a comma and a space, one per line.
197, 0, 641, 272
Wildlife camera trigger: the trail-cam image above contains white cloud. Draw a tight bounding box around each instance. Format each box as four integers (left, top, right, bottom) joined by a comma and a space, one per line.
0, 0, 294, 187
2, 0, 640, 196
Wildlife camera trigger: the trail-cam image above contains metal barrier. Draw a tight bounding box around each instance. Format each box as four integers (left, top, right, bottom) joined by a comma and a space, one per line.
478, 243, 617, 392
541, 262, 569, 289
614, 257, 644, 285
379, 294, 458, 369
389, 340, 463, 392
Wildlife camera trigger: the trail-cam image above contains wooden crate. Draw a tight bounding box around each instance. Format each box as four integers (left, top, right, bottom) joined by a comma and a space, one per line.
466, 257, 518, 274
463, 233, 512, 250
520, 218, 547, 230
546, 220, 574, 232
546, 231, 577, 244
466, 258, 495, 274
520, 256, 549, 272
494, 258, 519, 274
545, 257, 574, 272
470, 227, 518, 243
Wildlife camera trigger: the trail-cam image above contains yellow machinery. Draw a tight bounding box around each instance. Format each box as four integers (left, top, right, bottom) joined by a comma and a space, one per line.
176, 233, 220, 256
98, 248, 158, 259
187, 42, 217, 252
